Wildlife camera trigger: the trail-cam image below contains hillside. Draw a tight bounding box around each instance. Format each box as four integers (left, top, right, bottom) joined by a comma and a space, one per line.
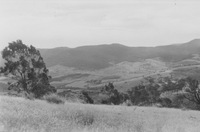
47, 59, 168, 90
1, 95, 200, 132
39, 39, 200, 70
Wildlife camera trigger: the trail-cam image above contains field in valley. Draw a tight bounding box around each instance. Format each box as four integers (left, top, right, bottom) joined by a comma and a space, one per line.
1, 95, 200, 132
49, 59, 169, 90
48, 59, 200, 93
2, 58, 200, 96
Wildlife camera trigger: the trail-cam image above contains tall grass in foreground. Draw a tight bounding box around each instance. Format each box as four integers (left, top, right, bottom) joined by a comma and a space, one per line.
43, 94, 65, 104
1, 95, 200, 132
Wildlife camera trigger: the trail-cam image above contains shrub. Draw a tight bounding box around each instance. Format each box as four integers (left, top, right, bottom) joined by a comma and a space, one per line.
158, 98, 172, 107
81, 91, 94, 104
101, 83, 128, 105
127, 85, 149, 105
44, 94, 65, 104
31, 83, 56, 98
170, 93, 185, 108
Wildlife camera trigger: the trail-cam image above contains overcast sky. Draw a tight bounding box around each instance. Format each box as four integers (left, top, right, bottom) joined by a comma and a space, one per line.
0, 0, 200, 50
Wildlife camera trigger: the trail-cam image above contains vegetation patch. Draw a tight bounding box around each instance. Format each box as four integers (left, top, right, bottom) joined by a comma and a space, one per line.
51, 73, 90, 82
172, 67, 200, 80
43, 94, 65, 104
101, 75, 121, 80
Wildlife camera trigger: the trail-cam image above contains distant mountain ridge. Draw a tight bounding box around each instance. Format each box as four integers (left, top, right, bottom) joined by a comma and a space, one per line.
1, 39, 200, 70
39, 39, 200, 70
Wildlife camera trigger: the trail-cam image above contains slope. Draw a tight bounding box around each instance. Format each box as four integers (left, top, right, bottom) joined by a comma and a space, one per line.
39, 39, 200, 70
1, 95, 200, 132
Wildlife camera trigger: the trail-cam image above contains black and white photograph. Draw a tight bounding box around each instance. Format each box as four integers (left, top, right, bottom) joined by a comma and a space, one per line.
1, 0, 200, 132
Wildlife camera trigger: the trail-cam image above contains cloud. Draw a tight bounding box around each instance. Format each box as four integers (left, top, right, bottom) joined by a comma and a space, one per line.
0, 0, 200, 49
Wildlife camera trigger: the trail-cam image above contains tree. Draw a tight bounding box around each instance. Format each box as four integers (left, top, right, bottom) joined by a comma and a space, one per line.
0, 40, 56, 98
81, 91, 94, 104
183, 77, 200, 105
127, 77, 162, 105
127, 84, 149, 105
158, 76, 185, 92
101, 83, 127, 105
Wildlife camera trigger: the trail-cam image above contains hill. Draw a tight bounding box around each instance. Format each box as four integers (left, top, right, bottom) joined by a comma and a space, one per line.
47, 59, 168, 90
38, 39, 200, 70
1, 95, 200, 132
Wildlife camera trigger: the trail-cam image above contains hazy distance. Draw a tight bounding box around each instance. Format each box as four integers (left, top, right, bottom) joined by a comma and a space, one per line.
0, 0, 200, 50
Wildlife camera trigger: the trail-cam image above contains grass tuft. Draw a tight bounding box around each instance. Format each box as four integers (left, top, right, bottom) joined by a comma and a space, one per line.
43, 94, 65, 104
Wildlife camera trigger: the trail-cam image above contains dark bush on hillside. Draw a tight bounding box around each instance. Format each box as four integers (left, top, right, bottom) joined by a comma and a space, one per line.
101, 99, 109, 104
81, 91, 94, 104
158, 98, 172, 107
170, 93, 185, 108
127, 85, 148, 105
127, 81, 161, 106
101, 83, 129, 105
31, 83, 56, 98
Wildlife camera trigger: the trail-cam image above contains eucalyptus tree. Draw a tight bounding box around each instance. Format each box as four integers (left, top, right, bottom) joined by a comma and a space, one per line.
0, 40, 56, 98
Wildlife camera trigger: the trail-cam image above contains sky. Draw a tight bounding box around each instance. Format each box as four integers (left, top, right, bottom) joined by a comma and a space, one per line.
0, 0, 200, 50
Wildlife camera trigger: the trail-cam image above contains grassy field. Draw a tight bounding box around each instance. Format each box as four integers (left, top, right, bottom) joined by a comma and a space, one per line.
171, 66, 200, 80
1, 95, 200, 132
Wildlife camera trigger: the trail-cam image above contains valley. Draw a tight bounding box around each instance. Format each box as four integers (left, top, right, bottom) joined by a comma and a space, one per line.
1, 39, 200, 104
48, 58, 200, 93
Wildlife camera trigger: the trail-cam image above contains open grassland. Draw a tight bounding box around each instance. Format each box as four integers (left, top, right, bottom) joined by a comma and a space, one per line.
1, 95, 200, 132
48, 59, 168, 89
171, 66, 200, 80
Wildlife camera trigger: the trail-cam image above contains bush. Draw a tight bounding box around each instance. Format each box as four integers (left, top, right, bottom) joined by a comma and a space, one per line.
171, 93, 185, 108
101, 83, 128, 105
158, 98, 172, 107
81, 91, 94, 104
31, 83, 56, 98
44, 94, 65, 104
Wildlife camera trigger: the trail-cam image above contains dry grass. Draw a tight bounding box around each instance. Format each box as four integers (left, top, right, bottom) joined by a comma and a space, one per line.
1, 95, 200, 132
43, 94, 65, 104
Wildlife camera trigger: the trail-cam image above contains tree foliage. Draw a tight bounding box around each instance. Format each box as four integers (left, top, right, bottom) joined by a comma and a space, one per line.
0, 40, 56, 98
183, 77, 200, 105
127, 77, 162, 105
101, 83, 128, 105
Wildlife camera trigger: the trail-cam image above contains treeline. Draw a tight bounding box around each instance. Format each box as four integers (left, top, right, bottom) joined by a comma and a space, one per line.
83, 76, 200, 110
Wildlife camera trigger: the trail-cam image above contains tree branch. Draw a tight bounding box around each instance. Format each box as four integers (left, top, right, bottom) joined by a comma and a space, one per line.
184, 94, 199, 104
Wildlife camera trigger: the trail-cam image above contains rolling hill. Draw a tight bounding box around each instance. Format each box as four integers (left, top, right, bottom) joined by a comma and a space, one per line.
38, 39, 200, 70
1, 39, 200, 70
